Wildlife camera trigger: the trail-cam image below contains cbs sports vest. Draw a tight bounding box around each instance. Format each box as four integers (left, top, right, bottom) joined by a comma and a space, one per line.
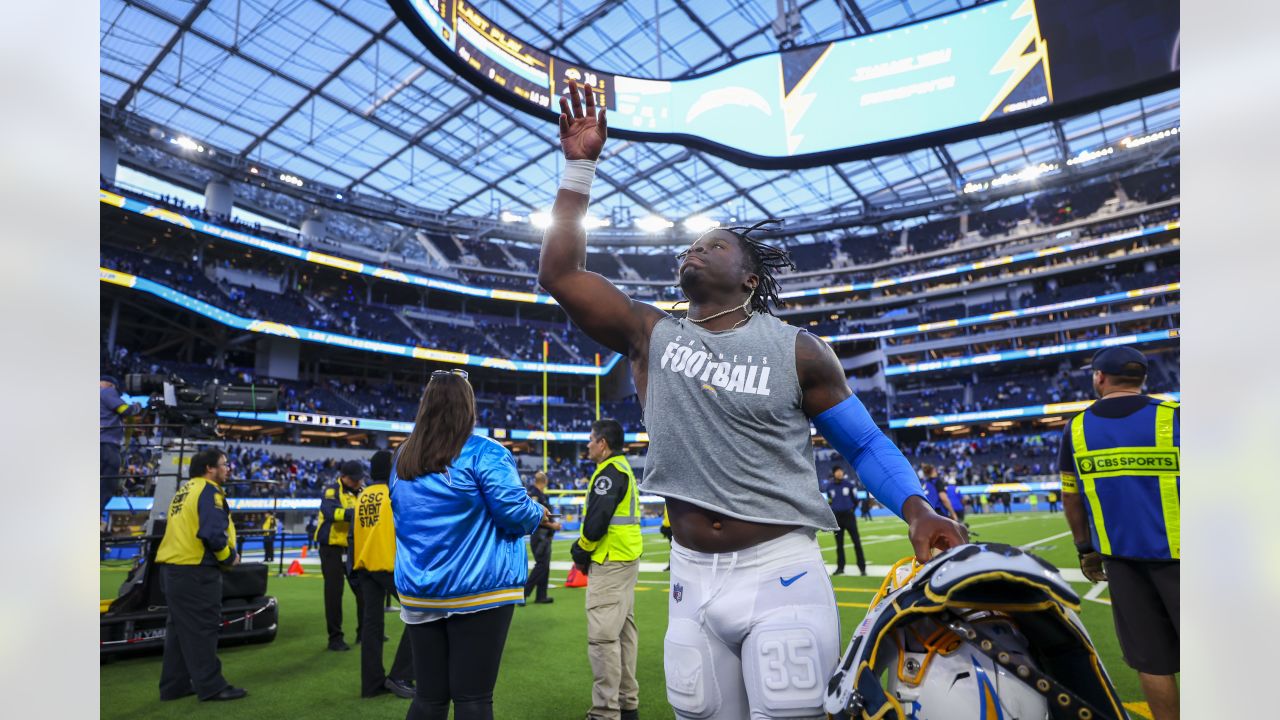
1069, 399, 1180, 560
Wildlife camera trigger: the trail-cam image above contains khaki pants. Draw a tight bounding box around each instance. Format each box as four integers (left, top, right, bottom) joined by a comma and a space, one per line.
586, 558, 640, 719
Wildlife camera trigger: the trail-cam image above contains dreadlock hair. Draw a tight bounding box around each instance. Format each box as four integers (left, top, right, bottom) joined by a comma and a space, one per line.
722, 219, 795, 316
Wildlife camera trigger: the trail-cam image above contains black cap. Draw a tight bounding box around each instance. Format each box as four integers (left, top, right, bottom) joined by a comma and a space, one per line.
100, 374, 120, 387
369, 450, 393, 482
339, 459, 369, 480
1086, 346, 1148, 377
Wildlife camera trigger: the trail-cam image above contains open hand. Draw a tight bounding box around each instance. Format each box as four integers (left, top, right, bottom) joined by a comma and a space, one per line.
559, 78, 606, 161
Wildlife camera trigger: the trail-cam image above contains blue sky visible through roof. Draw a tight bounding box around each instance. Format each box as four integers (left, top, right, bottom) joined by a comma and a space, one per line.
101, 0, 1180, 229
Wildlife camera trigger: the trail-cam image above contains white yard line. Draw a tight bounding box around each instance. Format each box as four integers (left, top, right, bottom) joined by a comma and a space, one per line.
1019, 530, 1073, 549
1084, 582, 1110, 601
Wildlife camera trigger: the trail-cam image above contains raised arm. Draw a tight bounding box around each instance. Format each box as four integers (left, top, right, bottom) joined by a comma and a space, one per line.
796, 331, 968, 563
537, 79, 664, 356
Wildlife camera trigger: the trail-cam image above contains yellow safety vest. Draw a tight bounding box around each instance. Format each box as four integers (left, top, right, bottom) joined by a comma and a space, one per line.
1069, 400, 1180, 560
353, 482, 397, 573
156, 477, 237, 566
578, 455, 643, 564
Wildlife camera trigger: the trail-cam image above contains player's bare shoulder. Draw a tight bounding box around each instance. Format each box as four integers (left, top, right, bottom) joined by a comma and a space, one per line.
794, 329, 851, 416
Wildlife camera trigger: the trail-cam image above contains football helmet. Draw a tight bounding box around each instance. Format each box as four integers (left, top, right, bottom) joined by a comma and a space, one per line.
824, 544, 1127, 720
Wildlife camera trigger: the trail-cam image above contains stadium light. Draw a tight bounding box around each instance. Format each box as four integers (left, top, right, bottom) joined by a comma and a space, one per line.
1121, 126, 1179, 149
636, 215, 674, 233
500, 210, 524, 223
1066, 146, 1114, 166
582, 215, 611, 230
529, 211, 552, 229
683, 215, 719, 233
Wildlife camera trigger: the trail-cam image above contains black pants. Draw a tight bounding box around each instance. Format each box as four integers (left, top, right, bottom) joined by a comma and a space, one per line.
406, 604, 515, 720
357, 569, 414, 696
263, 533, 274, 563
859, 500, 872, 521
158, 564, 229, 700
100, 442, 121, 511
320, 544, 364, 643
524, 529, 553, 601
832, 510, 866, 574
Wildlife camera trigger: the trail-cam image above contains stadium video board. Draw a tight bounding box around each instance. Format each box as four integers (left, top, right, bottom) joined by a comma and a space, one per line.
390, 0, 1178, 168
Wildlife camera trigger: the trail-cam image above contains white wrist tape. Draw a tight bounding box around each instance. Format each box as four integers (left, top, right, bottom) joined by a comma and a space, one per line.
559, 159, 596, 195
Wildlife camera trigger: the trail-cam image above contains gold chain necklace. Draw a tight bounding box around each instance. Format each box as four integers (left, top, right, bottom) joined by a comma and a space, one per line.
687, 296, 751, 324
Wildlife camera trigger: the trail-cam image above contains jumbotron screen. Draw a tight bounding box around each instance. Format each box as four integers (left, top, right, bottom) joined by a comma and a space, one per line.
391, 0, 1178, 168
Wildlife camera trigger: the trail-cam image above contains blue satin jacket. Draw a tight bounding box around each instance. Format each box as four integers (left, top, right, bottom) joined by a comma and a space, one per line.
391, 435, 543, 613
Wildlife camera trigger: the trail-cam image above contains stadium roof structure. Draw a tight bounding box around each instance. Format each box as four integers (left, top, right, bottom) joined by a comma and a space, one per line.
100, 0, 1181, 237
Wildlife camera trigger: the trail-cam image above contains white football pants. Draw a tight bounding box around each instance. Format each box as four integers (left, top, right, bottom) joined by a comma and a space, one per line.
665, 528, 840, 719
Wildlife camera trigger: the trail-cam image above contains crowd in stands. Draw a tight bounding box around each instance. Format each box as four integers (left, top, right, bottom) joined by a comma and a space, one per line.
890, 351, 1179, 418
112, 141, 433, 265
108, 141, 1180, 299
901, 431, 1061, 485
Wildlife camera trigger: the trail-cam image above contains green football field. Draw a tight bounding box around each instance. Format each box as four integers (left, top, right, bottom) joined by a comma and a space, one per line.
100, 512, 1154, 719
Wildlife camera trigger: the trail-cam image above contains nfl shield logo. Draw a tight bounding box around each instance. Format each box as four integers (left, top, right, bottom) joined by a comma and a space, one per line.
672, 583, 684, 603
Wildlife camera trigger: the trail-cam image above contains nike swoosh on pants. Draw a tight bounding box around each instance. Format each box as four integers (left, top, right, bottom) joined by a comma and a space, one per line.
779, 571, 807, 587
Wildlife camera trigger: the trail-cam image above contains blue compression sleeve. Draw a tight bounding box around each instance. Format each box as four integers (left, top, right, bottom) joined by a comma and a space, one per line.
812, 394, 924, 519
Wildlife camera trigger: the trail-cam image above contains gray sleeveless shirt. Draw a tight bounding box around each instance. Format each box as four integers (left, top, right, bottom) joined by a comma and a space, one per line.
641, 313, 838, 531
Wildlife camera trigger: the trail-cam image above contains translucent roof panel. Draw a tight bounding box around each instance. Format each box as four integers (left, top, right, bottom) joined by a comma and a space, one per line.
101, 0, 1180, 228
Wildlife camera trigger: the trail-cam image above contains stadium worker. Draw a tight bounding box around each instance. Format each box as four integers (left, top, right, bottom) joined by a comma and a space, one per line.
317, 459, 366, 651
391, 369, 547, 720
155, 448, 246, 702
570, 419, 642, 720
820, 465, 866, 576
541, 79, 966, 720
100, 374, 143, 511
352, 449, 414, 699
1060, 346, 1181, 720
524, 470, 560, 604
261, 513, 276, 563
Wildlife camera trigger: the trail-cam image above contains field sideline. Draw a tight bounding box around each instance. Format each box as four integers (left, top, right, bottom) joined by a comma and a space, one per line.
100, 512, 1155, 719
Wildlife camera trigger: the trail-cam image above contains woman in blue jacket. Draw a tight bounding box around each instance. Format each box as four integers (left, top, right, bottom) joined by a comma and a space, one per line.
391, 369, 547, 720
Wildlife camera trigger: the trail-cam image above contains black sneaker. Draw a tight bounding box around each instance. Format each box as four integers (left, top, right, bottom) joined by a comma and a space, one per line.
621, 708, 640, 720
328, 639, 351, 651
534, 597, 555, 604
384, 678, 415, 699
831, 569, 845, 576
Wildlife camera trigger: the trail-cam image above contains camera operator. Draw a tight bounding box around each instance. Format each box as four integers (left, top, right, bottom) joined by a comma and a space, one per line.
155, 448, 247, 702
100, 374, 143, 511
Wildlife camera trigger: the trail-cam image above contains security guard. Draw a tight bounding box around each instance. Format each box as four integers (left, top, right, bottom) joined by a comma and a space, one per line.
570, 419, 641, 720
820, 465, 867, 576
155, 448, 247, 702
523, 470, 560, 604
261, 513, 277, 563
1059, 346, 1180, 720
317, 459, 366, 651
352, 450, 414, 699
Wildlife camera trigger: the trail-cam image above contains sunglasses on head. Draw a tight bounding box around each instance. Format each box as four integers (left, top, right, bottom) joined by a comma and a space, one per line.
431, 369, 469, 380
